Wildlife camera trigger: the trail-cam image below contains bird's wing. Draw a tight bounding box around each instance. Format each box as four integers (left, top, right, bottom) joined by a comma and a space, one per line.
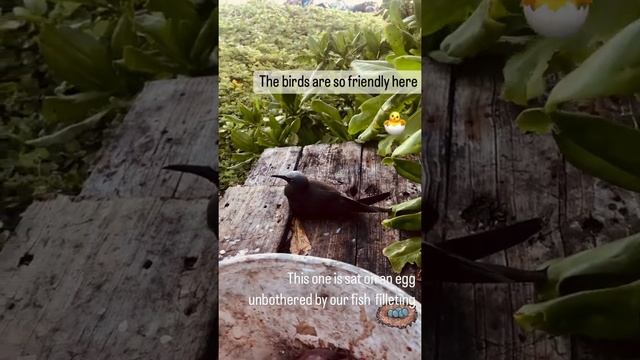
309, 180, 390, 212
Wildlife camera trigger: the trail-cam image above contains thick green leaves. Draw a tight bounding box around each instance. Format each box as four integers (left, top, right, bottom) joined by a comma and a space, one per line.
135, 14, 193, 70
537, 232, 640, 300
230, 129, 261, 153
350, 59, 394, 73
422, 0, 480, 36
348, 94, 391, 135
39, 24, 122, 92
384, 23, 406, 56
552, 111, 640, 193
384, 157, 422, 183
190, 7, 218, 67
26, 109, 110, 147
147, 0, 198, 22
546, 18, 640, 111
391, 129, 421, 157
502, 39, 560, 105
111, 14, 137, 59
383, 237, 422, 273
390, 55, 421, 71
312, 99, 351, 140
122, 46, 179, 74
435, 0, 506, 62
356, 93, 413, 142
42, 92, 110, 125
516, 280, 640, 340
391, 196, 421, 217
382, 211, 421, 231
515, 107, 553, 134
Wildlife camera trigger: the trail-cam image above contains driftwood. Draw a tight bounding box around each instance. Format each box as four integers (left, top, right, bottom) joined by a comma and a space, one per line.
0, 77, 218, 359
219, 142, 422, 299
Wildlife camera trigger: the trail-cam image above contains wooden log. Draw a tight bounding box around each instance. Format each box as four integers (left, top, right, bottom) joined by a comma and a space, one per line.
81, 77, 217, 200
0, 197, 216, 360
218, 186, 290, 258
296, 143, 362, 264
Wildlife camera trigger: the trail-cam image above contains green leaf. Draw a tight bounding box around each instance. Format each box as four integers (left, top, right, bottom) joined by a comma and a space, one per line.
552, 111, 640, 193
384, 23, 406, 56
391, 196, 421, 217
350, 59, 394, 73
348, 94, 391, 135
311, 99, 341, 121
377, 134, 397, 156
382, 211, 421, 231
516, 280, 640, 340
502, 38, 561, 106
26, 109, 110, 147
546, 18, 640, 111
391, 55, 421, 71
230, 129, 261, 153
39, 24, 122, 92
135, 14, 193, 71
537, 232, 640, 301
383, 237, 422, 273
42, 92, 110, 125
122, 46, 179, 74
24, 0, 47, 15
422, 0, 480, 36
356, 93, 412, 142
189, 7, 218, 66
437, 0, 506, 60
147, 0, 198, 22
515, 108, 554, 134
111, 14, 137, 59
392, 129, 421, 157
386, 157, 422, 183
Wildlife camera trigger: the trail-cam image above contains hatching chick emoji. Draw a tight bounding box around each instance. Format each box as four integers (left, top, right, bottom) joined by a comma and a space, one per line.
384, 111, 406, 135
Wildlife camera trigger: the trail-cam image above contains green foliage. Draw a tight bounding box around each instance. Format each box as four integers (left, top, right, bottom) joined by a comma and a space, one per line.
425, 0, 640, 196
0, 0, 217, 233
425, 1, 640, 338
382, 237, 422, 273
218, 2, 385, 189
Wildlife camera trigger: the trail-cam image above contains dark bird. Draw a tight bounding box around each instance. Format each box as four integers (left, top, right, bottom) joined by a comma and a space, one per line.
271, 171, 390, 219
162, 164, 218, 237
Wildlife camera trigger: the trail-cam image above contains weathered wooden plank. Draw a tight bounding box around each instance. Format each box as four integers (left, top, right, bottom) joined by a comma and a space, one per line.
422, 58, 454, 360
218, 186, 289, 259
81, 77, 217, 200
425, 58, 640, 360
295, 143, 362, 263
0, 197, 216, 360
356, 146, 421, 298
493, 75, 569, 360
244, 146, 302, 186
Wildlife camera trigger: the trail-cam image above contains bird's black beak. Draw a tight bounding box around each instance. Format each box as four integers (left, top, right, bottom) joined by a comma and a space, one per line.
271, 174, 289, 182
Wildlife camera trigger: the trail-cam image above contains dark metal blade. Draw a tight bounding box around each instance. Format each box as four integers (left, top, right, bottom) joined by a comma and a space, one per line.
438, 218, 544, 260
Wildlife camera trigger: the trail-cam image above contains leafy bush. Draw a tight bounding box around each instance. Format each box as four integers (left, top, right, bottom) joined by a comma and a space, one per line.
0, 0, 217, 234
424, 0, 640, 194
218, 1, 385, 189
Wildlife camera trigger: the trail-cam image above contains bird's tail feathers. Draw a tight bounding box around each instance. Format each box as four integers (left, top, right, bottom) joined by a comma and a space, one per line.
163, 164, 218, 186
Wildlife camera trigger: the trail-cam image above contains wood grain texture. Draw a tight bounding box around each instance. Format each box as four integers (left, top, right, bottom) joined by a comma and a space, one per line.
0, 77, 218, 359
219, 142, 423, 299
422, 58, 640, 360
81, 77, 217, 199
0, 197, 216, 360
